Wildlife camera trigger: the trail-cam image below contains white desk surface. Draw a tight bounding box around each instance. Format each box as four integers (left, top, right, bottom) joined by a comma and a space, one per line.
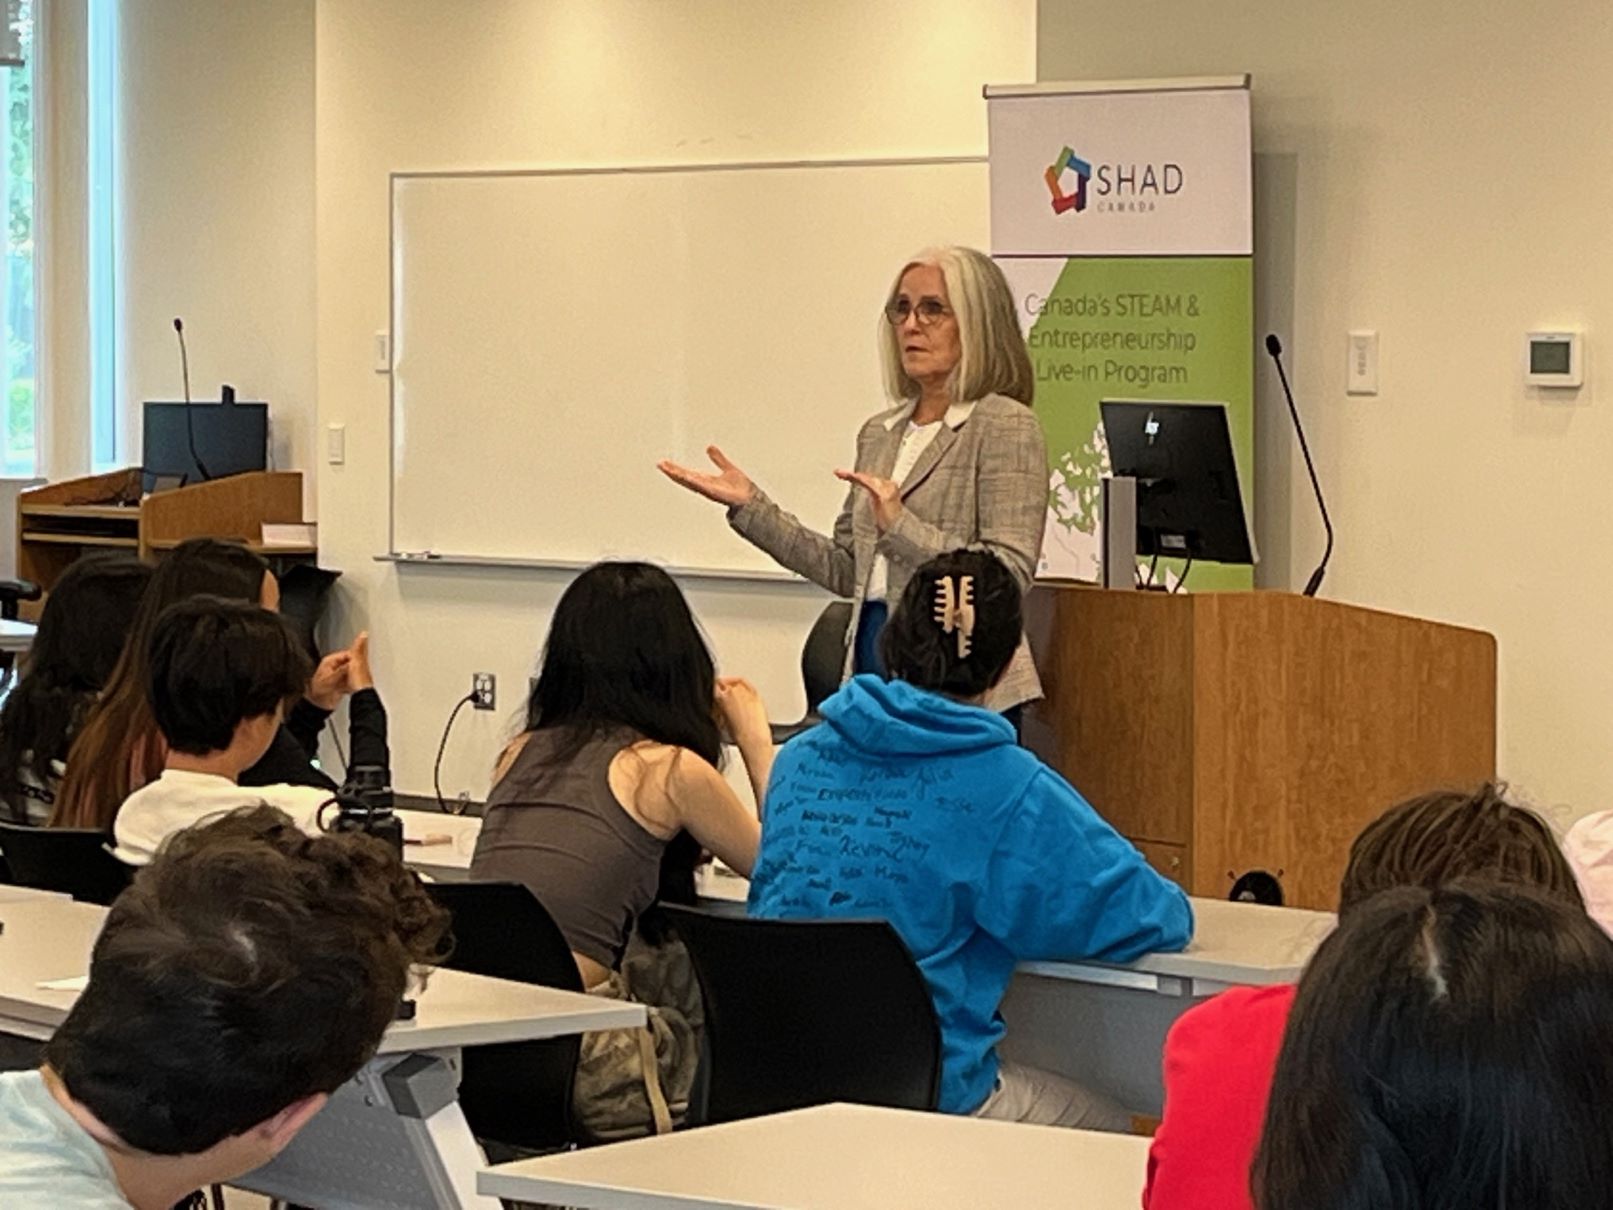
0, 897, 643, 1046
400, 801, 1333, 993
399, 807, 481, 878
0, 885, 69, 905
1020, 897, 1334, 994
694, 866, 1332, 995
480, 1102, 1149, 1210
0, 618, 35, 654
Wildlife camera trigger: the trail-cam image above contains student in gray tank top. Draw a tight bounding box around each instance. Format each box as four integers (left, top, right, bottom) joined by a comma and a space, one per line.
471, 561, 772, 992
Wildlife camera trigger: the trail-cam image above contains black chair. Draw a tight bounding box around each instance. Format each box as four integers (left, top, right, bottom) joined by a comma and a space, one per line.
662, 905, 941, 1124
770, 600, 854, 743
0, 576, 40, 690
0, 578, 40, 620
0, 822, 131, 905
426, 881, 586, 1154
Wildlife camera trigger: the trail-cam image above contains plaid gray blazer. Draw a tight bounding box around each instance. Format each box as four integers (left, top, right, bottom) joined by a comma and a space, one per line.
729, 393, 1047, 712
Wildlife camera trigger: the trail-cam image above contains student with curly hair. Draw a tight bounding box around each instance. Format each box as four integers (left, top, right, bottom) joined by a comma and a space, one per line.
0, 803, 449, 1209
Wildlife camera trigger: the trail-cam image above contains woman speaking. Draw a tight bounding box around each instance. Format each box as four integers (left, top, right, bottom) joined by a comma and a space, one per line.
659, 246, 1047, 716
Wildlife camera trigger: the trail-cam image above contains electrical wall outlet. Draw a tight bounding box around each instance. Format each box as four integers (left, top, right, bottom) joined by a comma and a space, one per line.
472, 673, 496, 711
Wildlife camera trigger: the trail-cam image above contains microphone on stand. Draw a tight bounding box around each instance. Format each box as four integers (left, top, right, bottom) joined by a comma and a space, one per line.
1264, 334, 1332, 597
173, 317, 212, 483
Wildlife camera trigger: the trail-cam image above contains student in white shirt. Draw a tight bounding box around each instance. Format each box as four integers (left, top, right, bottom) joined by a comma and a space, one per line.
112, 597, 353, 865
0, 805, 448, 1210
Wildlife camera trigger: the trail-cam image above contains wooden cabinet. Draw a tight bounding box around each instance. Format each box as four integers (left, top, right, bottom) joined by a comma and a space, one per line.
1131, 839, 1188, 889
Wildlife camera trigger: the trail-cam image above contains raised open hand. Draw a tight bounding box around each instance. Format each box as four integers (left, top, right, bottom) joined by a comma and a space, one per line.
658, 445, 756, 508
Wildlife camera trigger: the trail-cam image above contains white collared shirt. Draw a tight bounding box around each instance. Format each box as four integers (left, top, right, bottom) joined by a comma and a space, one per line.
111, 768, 331, 866
866, 400, 977, 602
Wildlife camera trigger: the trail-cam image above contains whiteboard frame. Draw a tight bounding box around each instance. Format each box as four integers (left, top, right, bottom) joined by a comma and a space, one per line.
384, 154, 987, 579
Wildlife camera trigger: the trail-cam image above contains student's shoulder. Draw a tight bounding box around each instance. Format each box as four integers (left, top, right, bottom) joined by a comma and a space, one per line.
619, 740, 724, 799
1166, 983, 1299, 1057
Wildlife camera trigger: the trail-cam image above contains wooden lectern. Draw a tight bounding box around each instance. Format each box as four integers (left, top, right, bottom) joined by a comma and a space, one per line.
1023, 587, 1496, 911
16, 470, 314, 590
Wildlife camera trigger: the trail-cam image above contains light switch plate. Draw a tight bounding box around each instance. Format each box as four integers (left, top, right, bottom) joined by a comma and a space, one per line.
326, 423, 346, 465
1347, 330, 1379, 395
373, 330, 391, 374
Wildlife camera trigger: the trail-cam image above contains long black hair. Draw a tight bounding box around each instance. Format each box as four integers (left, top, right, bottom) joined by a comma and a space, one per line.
526, 561, 721, 907
0, 554, 153, 821
52, 539, 272, 830
1254, 880, 1613, 1210
881, 548, 1022, 699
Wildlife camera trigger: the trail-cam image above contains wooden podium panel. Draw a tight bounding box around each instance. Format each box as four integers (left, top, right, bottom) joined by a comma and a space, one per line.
1023, 587, 1496, 911
17, 471, 313, 591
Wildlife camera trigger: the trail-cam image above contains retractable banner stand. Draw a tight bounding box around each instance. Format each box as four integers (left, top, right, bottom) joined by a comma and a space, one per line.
987, 78, 1254, 587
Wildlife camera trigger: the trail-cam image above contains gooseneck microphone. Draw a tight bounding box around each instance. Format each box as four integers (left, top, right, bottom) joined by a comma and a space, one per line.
1264, 334, 1332, 597
173, 317, 212, 483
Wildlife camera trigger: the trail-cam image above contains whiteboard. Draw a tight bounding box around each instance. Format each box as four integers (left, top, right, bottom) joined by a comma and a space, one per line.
389, 159, 988, 576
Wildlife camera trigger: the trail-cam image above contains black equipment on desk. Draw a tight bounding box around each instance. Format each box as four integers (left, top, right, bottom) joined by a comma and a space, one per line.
319, 764, 404, 855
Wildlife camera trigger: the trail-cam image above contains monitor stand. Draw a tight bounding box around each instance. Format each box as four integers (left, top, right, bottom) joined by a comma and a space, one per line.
1100, 475, 1138, 590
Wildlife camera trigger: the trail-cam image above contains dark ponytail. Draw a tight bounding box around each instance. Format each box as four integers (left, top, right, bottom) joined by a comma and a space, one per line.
880, 549, 1021, 699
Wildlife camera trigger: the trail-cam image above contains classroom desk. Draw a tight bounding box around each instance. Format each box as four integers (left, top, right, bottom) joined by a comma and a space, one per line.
0, 618, 36, 654
401, 801, 1335, 1115
400, 807, 483, 882
479, 1102, 1151, 1210
1000, 898, 1332, 1114
0, 895, 644, 1209
692, 870, 1333, 1116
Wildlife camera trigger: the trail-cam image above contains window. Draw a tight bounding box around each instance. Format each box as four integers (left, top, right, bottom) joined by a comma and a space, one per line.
88, 0, 117, 470
1, 0, 35, 477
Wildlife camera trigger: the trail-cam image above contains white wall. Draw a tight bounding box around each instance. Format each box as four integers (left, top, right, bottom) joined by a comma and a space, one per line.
116, 0, 316, 506
1038, 1, 1613, 823
316, 0, 1037, 798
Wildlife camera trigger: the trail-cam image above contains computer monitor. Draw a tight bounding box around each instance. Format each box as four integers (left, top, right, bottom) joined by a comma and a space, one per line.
141, 398, 268, 493
1099, 399, 1254, 566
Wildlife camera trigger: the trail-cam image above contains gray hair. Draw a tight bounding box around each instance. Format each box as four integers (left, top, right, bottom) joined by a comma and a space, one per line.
878, 246, 1034, 406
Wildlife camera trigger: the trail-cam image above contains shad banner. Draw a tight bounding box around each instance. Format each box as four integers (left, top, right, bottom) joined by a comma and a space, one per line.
987, 77, 1254, 586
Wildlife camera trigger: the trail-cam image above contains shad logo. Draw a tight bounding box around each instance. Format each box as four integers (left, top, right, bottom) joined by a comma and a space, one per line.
1045, 146, 1186, 216
1045, 146, 1092, 215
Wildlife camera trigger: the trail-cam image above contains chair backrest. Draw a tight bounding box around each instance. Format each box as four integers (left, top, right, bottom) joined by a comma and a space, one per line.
0, 823, 131, 905
663, 905, 941, 1124
801, 601, 853, 715
426, 881, 584, 1152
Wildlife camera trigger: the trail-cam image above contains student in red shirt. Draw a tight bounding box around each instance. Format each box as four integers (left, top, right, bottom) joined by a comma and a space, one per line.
1143, 784, 1585, 1210
1255, 880, 1613, 1210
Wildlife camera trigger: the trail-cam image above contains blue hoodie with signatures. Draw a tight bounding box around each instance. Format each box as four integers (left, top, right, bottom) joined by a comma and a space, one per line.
748, 674, 1194, 1114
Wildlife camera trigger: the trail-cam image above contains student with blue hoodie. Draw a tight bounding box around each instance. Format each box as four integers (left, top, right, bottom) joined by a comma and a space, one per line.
748, 548, 1194, 1129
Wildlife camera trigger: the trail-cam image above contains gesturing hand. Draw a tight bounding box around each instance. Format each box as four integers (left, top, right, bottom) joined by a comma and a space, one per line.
836, 469, 903, 532
306, 651, 353, 711
305, 632, 375, 710
345, 632, 374, 693
715, 676, 771, 748
658, 446, 756, 508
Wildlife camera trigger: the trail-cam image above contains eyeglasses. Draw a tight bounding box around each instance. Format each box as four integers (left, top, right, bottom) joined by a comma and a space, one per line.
884, 297, 953, 328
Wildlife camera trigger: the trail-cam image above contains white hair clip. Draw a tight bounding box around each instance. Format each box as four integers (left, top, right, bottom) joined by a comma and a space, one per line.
933, 574, 976, 659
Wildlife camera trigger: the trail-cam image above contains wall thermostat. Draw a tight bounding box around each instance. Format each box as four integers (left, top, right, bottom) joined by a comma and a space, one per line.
1525, 330, 1583, 388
